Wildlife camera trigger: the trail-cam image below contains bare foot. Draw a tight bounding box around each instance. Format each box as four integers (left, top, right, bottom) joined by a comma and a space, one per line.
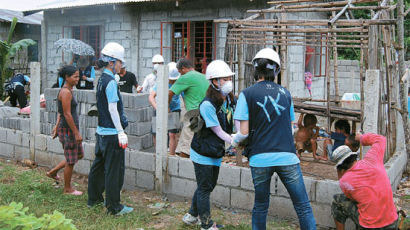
46, 171, 60, 181
64, 189, 83, 196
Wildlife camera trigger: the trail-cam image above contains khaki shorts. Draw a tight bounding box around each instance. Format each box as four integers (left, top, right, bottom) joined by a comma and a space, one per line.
175, 112, 194, 155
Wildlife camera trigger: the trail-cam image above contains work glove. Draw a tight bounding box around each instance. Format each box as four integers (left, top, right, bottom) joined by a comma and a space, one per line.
231, 133, 239, 147
118, 131, 128, 149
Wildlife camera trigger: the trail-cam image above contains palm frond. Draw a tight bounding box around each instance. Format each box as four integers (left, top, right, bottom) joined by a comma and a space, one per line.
9, 39, 36, 57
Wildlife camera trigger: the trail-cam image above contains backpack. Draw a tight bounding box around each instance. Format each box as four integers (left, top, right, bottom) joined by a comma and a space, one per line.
5, 82, 15, 94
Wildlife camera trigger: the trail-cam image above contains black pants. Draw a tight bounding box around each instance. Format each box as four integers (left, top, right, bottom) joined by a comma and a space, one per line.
87, 134, 125, 214
9, 85, 27, 108
189, 162, 220, 229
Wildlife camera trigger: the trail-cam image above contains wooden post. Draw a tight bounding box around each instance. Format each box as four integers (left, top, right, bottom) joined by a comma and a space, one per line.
397, 0, 410, 172
29, 62, 41, 161
332, 12, 340, 103
155, 64, 169, 192
238, 34, 245, 92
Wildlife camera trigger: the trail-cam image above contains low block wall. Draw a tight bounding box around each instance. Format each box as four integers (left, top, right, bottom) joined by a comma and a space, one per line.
0, 125, 406, 228
0, 88, 407, 228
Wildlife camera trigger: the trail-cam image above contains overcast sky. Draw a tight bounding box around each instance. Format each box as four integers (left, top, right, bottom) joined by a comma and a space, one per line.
0, 0, 53, 11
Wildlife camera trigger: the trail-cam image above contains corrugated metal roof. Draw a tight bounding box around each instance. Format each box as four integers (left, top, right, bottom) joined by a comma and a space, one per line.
22, 0, 170, 15
0, 9, 42, 25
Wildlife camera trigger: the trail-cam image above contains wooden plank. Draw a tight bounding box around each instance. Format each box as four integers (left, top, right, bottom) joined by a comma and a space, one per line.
248, 6, 390, 13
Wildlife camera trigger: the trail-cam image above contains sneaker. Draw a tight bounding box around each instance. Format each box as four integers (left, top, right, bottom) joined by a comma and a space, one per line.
201, 223, 220, 230
115, 205, 133, 216
182, 213, 201, 225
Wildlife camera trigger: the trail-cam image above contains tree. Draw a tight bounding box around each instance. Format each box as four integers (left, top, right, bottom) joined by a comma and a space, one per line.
0, 17, 36, 98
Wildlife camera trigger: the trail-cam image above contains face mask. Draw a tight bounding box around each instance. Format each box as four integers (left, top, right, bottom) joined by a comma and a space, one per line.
114, 74, 120, 83
153, 64, 160, 72
221, 81, 233, 96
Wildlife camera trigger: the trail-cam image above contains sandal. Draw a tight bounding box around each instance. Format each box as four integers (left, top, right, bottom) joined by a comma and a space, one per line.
46, 172, 60, 181
64, 190, 83, 196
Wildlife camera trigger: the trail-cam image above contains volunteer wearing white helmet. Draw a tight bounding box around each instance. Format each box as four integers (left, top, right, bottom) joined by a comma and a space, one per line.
138, 54, 164, 93
148, 62, 182, 155
182, 60, 236, 230
87, 42, 133, 216
232, 48, 316, 230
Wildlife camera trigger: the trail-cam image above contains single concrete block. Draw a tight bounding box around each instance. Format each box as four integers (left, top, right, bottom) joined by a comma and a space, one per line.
130, 94, 150, 109
50, 153, 66, 167
311, 202, 339, 228
0, 142, 14, 158
129, 151, 155, 172
35, 150, 51, 167
162, 156, 179, 176
218, 164, 241, 187
47, 136, 64, 154
21, 133, 30, 148
0, 128, 7, 142
83, 142, 95, 161
210, 185, 231, 207
141, 134, 153, 150
86, 128, 96, 141
268, 195, 297, 219
14, 146, 30, 161
7, 129, 22, 146
86, 91, 97, 104
136, 170, 154, 190
127, 135, 142, 150
20, 119, 30, 133
74, 160, 91, 175
240, 168, 254, 191
230, 189, 254, 210
35, 135, 47, 151
164, 176, 197, 198
178, 158, 196, 180
124, 168, 137, 189
315, 179, 341, 204
303, 176, 317, 202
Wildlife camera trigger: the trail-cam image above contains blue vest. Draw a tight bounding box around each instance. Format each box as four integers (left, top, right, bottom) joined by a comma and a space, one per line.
191, 97, 234, 158
242, 81, 296, 158
10, 74, 28, 86
77, 66, 94, 89
96, 72, 128, 130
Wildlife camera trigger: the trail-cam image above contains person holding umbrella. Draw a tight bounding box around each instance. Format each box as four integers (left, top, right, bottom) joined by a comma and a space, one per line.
87, 42, 132, 215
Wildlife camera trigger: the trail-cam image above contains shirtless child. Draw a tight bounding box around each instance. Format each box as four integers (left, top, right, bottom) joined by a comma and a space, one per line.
294, 114, 324, 160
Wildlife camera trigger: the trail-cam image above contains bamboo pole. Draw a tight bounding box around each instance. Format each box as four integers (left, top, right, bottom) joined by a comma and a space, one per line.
294, 108, 361, 122
248, 5, 391, 14
293, 97, 341, 102
222, 18, 395, 26
396, 0, 410, 172
372, 0, 390, 20
228, 34, 366, 44
267, 0, 325, 5
227, 40, 367, 49
281, 0, 379, 9
332, 13, 340, 104
329, 2, 351, 26
238, 33, 245, 92
227, 32, 370, 39
230, 27, 368, 33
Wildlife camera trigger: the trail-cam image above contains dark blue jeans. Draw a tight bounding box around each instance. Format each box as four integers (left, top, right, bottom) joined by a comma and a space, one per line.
189, 162, 220, 229
87, 134, 125, 214
251, 164, 316, 230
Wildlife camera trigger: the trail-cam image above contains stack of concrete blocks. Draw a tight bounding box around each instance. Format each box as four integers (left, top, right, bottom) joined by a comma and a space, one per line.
42, 88, 154, 150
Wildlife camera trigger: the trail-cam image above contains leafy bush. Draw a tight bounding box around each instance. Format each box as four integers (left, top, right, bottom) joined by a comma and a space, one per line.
0, 202, 77, 230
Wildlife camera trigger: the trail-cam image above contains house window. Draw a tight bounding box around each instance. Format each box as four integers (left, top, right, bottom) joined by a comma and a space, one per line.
28, 41, 39, 62
161, 21, 215, 74
62, 25, 101, 62
305, 33, 328, 77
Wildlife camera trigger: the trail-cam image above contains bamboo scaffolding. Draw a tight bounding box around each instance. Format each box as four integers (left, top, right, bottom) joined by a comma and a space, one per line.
228, 35, 366, 44
293, 97, 342, 102
226, 32, 370, 39
267, 0, 326, 4
247, 5, 390, 13
227, 40, 367, 49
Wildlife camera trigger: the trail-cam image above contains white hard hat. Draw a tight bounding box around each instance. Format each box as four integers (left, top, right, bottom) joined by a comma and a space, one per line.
152, 54, 164, 63
252, 48, 281, 67
332, 145, 358, 169
101, 42, 125, 62
205, 60, 235, 80
168, 62, 180, 80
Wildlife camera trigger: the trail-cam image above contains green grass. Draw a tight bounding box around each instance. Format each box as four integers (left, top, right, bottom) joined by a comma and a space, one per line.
0, 161, 296, 230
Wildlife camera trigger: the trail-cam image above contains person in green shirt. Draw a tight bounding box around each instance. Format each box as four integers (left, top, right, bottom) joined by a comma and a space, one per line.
168, 58, 209, 158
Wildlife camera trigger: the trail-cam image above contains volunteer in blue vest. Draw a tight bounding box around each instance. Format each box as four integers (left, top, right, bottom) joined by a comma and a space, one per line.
231, 48, 316, 230
182, 60, 236, 230
87, 42, 132, 216
6, 73, 30, 108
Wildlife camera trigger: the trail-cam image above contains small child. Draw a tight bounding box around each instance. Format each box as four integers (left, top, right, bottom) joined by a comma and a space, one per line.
304, 72, 313, 97
345, 134, 360, 152
294, 113, 322, 160
322, 119, 351, 161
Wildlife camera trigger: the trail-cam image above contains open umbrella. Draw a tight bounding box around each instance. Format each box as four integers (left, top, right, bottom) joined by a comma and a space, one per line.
54, 38, 95, 56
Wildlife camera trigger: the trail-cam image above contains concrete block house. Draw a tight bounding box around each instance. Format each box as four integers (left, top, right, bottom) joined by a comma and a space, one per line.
23, 0, 336, 97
